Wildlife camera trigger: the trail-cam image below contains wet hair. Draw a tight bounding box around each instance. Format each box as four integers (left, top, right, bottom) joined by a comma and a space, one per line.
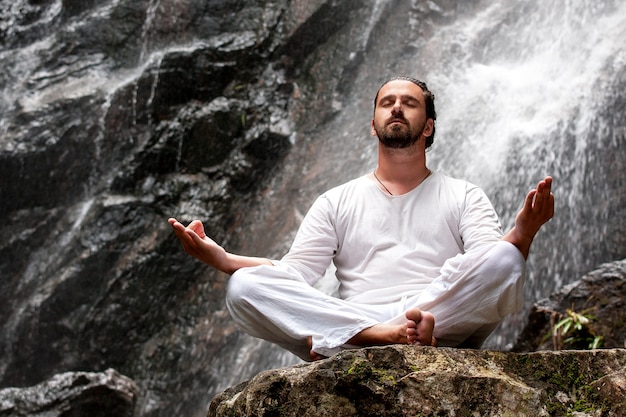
373, 76, 437, 149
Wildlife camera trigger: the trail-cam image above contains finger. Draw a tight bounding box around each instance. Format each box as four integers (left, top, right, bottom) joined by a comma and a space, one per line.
535, 178, 554, 212
169, 219, 196, 245
524, 189, 537, 211
173, 228, 194, 247
543, 190, 555, 215
543, 176, 553, 191
537, 177, 553, 200
187, 220, 206, 238
169, 218, 185, 230
534, 190, 554, 222
185, 228, 203, 244
188, 220, 202, 229
533, 183, 546, 208
169, 218, 186, 231
172, 223, 190, 238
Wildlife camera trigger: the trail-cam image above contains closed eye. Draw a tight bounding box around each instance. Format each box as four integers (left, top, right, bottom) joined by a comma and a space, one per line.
402, 97, 419, 107
377, 95, 420, 108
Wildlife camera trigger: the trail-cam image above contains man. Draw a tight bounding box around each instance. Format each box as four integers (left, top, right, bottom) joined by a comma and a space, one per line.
169, 76, 554, 361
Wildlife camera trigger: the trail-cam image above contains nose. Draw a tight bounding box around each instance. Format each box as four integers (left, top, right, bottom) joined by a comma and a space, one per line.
391, 99, 403, 116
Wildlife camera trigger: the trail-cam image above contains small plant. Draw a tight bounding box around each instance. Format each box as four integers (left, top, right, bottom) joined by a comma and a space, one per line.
545, 308, 604, 350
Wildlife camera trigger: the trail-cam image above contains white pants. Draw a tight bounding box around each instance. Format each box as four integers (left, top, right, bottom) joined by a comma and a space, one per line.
226, 241, 525, 360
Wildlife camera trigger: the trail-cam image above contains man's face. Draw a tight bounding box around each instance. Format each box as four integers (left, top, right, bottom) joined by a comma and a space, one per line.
371, 80, 432, 149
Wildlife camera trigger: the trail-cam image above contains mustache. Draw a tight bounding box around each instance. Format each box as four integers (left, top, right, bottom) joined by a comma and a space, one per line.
386, 116, 408, 126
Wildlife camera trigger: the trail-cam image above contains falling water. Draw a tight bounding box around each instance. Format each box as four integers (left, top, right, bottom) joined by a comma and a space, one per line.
421, 2, 625, 341
0, 1, 623, 416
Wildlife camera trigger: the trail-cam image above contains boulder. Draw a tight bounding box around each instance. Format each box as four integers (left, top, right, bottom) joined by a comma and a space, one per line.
513, 259, 626, 352
1, 1, 624, 416
208, 345, 626, 417
0, 368, 137, 417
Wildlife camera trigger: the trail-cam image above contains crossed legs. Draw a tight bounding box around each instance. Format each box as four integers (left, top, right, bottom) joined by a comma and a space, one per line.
226, 240, 525, 361
225, 264, 438, 361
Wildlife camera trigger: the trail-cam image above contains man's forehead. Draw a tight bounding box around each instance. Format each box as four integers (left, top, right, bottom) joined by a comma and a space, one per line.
377, 80, 424, 100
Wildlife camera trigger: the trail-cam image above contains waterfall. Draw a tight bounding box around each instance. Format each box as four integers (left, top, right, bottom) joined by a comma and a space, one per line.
0, 1, 623, 416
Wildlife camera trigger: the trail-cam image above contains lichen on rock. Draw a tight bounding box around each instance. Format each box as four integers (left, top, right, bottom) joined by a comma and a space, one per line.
208, 346, 626, 417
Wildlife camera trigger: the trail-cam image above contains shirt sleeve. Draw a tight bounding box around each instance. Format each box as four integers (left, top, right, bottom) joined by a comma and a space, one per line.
458, 184, 504, 251
278, 195, 338, 286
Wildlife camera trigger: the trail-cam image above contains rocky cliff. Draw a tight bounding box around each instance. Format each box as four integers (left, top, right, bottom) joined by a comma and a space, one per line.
514, 259, 626, 353
1, 1, 371, 415
1, 1, 624, 417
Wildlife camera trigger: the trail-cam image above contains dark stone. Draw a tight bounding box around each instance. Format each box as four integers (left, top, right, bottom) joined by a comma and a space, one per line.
0, 1, 623, 417
513, 259, 626, 352
0, 369, 137, 417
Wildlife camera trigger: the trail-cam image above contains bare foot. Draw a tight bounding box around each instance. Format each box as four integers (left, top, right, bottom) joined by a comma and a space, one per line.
346, 308, 436, 347
405, 308, 436, 346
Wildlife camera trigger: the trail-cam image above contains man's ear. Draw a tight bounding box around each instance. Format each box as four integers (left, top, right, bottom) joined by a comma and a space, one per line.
423, 118, 434, 137
371, 119, 377, 136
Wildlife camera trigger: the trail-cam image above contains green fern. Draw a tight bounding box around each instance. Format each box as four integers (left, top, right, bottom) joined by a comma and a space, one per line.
546, 308, 604, 350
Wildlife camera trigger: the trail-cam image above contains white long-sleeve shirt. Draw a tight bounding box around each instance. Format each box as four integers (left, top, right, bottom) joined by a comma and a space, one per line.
279, 171, 503, 305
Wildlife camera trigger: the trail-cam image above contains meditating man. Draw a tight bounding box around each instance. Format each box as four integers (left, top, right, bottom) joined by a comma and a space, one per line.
169, 76, 555, 361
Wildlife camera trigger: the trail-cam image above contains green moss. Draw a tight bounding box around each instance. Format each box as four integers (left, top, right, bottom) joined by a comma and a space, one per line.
569, 384, 607, 415
546, 401, 567, 415
547, 359, 585, 388
505, 352, 614, 417
372, 368, 396, 384
345, 359, 397, 385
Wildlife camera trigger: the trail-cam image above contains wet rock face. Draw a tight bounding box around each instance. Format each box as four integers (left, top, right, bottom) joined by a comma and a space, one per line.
0, 0, 377, 416
1, 1, 624, 417
208, 345, 626, 417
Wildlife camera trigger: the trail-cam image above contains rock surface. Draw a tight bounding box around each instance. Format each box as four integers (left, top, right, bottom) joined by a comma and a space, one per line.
1, 1, 624, 417
208, 345, 626, 417
514, 259, 626, 352
0, 368, 137, 417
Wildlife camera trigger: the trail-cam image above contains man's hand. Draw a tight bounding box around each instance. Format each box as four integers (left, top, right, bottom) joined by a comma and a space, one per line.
168, 218, 273, 274
516, 176, 554, 239
168, 218, 229, 271
502, 176, 555, 259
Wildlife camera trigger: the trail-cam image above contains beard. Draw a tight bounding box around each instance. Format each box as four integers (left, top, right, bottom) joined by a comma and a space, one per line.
375, 119, 425, 149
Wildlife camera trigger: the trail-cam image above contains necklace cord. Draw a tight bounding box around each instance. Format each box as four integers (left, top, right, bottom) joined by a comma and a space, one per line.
373, 169, 432, 196
373, 170, 394, 195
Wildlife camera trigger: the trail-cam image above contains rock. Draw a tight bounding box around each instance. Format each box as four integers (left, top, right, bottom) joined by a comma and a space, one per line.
1, 1, 624, 416
0, 1, 319, 414
208, 345, 626, 417
513, 259, 626, 352
0, 368, 137, 417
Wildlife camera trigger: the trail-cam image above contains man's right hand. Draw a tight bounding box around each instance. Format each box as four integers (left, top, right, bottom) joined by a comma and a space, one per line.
168, 218, 230, 272
168, 218, 272, 274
